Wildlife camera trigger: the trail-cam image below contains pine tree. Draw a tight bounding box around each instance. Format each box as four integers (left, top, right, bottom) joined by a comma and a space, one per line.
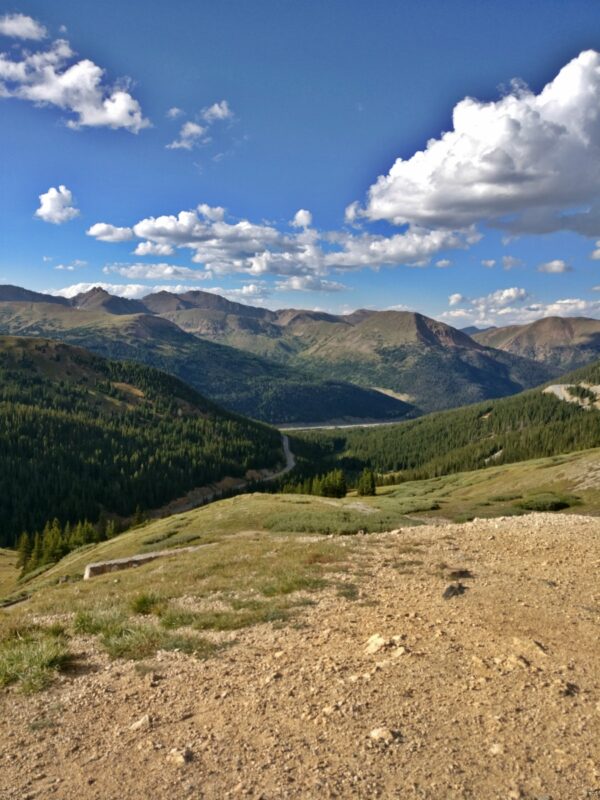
357, 468, 376, 496
16, 532, 32, 569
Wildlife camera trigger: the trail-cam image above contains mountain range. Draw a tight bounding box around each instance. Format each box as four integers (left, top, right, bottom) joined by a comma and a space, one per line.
0, 284, 572, 422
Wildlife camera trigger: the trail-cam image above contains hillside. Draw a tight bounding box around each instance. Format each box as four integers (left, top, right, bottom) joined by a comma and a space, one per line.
1, 473, 599, 798
0, 336, 285, 547
140, 290, 556, 412
0, 298, 410, 424
473, 315, 600, 371
292, 359, 600, 480
0, 286, 557, 416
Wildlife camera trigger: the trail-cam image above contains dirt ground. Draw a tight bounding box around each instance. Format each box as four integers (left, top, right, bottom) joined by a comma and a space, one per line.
1, 512, 599, 799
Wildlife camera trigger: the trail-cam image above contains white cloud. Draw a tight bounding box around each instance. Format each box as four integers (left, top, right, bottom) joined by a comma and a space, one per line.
323, 227, 477, 270
448, 293, 464, 306
590, 241, 600, 260
55, 259, 86, 271
86, 222, 134, 242
275, 276, 346, 292
35, 184, 79, 224
291, 209, 312, 228
133, 241, 174, 256
440, 286, 600, 326
0, 37, 149, 132
166, 120, 206, 150
103, 263, 212, 281
202, 100, 233, 122
435, 258, 452, 268
166, 106, 183, 119
481, 259, 496, 268
355, 51, 600, 238
89, 204, 477, 280
538, 259, 572, 273
502, 255, 523, 271
197, 203, 225, 221
0, 13, 47, 40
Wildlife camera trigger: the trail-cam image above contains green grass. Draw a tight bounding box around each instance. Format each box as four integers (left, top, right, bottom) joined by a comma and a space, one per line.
99, 624, 216, 661
130, 592, 166, 616
516, 493, 580, 512
0, 625, 71, 693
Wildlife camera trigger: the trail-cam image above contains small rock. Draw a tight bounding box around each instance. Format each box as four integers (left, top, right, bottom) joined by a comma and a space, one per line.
168, 747, 193, 766
369, 727, 399, 745
130, 714, 152, 732
365, 634, 390, 654
489, 742, 504, 755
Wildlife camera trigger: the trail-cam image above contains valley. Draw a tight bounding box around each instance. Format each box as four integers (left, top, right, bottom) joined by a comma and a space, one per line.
0, 285, 560, 422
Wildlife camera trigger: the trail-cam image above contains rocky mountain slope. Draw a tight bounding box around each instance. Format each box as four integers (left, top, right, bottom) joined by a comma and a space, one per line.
0, 286, 556, 416
0, 293, 409, 424
473, 316, 600, 372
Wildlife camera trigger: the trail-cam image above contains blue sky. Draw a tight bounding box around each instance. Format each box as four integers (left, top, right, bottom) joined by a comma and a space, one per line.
2, 0, 600, 326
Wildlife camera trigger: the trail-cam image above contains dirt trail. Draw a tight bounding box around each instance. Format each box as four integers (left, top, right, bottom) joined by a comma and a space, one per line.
1, 513, 600, 799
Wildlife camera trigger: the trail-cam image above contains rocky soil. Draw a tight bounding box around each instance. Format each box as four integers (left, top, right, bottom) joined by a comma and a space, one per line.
1, 513, 600, 799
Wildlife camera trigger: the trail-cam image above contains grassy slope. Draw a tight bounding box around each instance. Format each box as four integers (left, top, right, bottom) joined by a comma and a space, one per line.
0, 303, 410, 424
0, 550, 17, 598
7, 444, 599, 602
1, 446, 597, 691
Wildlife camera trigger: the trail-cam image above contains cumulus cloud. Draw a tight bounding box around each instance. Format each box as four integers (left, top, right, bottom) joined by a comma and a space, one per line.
133, 241, 174, 256
448, 293, 464, 306
275, 276, 346, 292
88, 203, 478, 280
0, 13, 47, 40
35, 185, 79, 224
435, 259, 452, 268
355, 50, 600, 238
290, 209, 312, 229
0, 34, 149, 132
166, 106, 183, 119
440, 286, 600, 325
481, 259, 496, 268
538, 259, 572, 273
86, 222, 133, 242
201, 100, 233, 122
590, 241, 600, 260
166, 121, 206, 150
103, 263, 212, 281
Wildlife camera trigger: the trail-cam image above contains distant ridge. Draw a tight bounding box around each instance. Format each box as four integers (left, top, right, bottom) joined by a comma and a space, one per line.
473, 316, 600, 371
0, 285, 70, 306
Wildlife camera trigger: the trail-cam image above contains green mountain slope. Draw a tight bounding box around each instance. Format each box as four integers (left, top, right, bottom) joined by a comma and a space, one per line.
139, 291, 556, 412
0, 336, 285, 547
473, 316, 600, 372
293, 360, 600, 480
0, 299, 411, 424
